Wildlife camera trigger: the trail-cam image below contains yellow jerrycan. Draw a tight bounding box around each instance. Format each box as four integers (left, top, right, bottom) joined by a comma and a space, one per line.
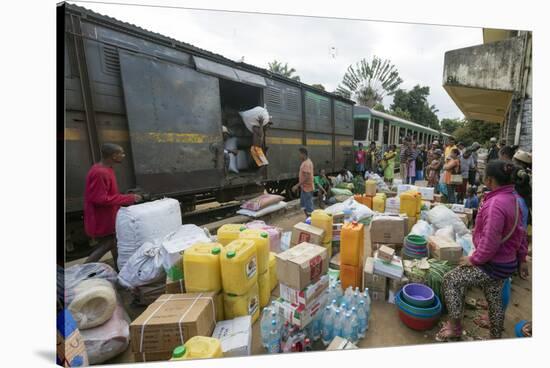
340, 221, 365, 267
311, 210, 333, 243
269, 252, 278, 291
239, 229, 270, 275
223, 282, 260, 323
183, 242, 222, 293
170, 336, 223, 360
373, 193, 386, 213
220, 240, 258, 295
258, 269, 271, 308
217, 224, 245, 246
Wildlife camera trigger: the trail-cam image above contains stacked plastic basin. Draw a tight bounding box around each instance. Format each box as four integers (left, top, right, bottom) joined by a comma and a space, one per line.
403, 234, 428, 259
395, 283, 442, 331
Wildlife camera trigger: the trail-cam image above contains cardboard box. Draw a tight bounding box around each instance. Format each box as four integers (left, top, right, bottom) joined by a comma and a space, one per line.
131, 278, 167, 306
212, 316, 252, 357
388, 276, 409, 303
417, 187, 434, 201
397, 184, 418, 195
428, 236, 463, 264
133, 351, 172, 362
373, 252, 404, 280
275, 242, 329, 290
332, 212, 345, 223
130, 292, 218, 353
57, 309, 89, 367
326, 336, 358, 350
378, 245, 395, 262
165, 278, 185, 294
385, 197, 401, 215
369, 289, 387, 302
414, 180, 428, 188
451, 204, 465, 213
370, 216, 407, 244
464, 208, 474, 223
291, 223, 325, 246
279, 274, 329, 307
363, 257, 388, 293
457, 213, 468, 226
371, 243, 402, 257
330, 251, 340, 270
273, 292, 328, 328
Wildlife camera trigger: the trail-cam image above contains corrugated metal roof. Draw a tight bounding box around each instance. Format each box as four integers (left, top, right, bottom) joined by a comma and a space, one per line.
62, 2, 355, 104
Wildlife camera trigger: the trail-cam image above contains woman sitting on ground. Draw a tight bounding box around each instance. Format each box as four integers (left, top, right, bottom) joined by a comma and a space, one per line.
436, 160, 529, 341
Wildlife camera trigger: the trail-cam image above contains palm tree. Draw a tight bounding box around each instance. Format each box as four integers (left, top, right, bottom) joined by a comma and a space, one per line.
268, 60, 301, 81
336, 56, 403, 107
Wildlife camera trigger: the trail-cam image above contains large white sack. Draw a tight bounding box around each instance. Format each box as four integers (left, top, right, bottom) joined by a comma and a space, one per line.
324, 197, 374, 222
117, 241, 165, 289
427, 204, 469, 237
161, 224, 212, 273
80, 302, 130, 365
64, 263, 118, 305
116, 198, 182, 270
68, 278, 117, 330
238, 106, 270, 133
409, 220, 434, 239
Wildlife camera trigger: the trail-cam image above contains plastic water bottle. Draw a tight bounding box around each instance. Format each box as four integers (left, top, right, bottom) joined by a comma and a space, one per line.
335, 281, 344, 304
268, 320, 280, 354
261, 308, 272, 347
321, 306, 333, 346
311, 310, 322, 341
332, 309, 342, 338
350, 307, 359, 343
357, 300, 367, 338
340, 302, 348, 314
342, 313, 353, 341
330, 299, 338, 312
344, 287, 354, 306
363, 288, 372, 310
271, 311, 281, 330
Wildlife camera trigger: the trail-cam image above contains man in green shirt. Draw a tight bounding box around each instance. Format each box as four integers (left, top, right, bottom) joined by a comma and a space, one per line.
314, 168, 332, 208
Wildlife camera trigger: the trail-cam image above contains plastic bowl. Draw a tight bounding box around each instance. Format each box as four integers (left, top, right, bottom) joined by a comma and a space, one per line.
402, 283, 435, 307
405, 234, 428, 246
398, 309, 440, 331
395, 290, 442, 317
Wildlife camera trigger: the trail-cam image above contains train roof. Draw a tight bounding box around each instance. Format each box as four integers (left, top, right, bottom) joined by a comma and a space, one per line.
353, 105, 445, 136
62, 2, 355, 105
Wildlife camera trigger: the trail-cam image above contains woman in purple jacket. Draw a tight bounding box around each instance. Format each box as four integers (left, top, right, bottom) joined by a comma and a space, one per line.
436, 160, 529, 341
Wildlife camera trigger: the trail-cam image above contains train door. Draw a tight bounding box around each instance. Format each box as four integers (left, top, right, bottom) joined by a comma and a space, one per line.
118, 50, 224, 195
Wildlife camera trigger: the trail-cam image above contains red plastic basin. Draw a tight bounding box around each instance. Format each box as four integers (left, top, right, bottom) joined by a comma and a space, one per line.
398, 309, 440, 331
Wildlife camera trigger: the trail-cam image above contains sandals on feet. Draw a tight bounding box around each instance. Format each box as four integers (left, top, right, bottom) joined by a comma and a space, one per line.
435, 321, 462, 342
473, 314, 491, 329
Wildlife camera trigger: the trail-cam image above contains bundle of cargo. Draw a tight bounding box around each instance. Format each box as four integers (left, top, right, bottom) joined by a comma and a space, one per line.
291, 222, 325, 248
237, 194, 287, 218
310, 210, 333, 259
369, 215, 408, 256
274, 243, 330, 329
211, 316, 252, 357
363, 257, 387, 302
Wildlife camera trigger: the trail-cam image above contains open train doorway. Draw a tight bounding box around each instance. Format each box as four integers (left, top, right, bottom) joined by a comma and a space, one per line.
219, 79, 265, 176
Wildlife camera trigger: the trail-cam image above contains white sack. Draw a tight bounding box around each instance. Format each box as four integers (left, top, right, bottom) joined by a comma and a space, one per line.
427, 204, 469, 236
161, 224, 212, 272
434, 225, 456, 242
409, 220, 434, 239
116, 198, 182, 270
324, 197, 374, 222
68, 278, 117, 330
117, 241, 165, 289
237, 201, 287, 218
80, 302, 130, 365
238, 106, 270, 133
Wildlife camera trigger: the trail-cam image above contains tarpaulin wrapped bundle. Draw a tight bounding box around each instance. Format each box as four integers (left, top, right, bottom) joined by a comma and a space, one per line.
116, 198, 182, 271
240, 194, 284, 212
68, 278, 117, 330
80, 302, 131, 364
324, 197, 374, 223
63, 263, 118, 306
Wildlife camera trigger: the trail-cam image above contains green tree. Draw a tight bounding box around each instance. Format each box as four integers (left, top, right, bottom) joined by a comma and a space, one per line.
311, 84, 325, 91
372, 103, 386, 112
453, 119, 500, 146
440, 118, 465, 134
335, 56, 403, 107
390, 85, 440, 129
390, 107, 412, 121
267, 60, 300, 81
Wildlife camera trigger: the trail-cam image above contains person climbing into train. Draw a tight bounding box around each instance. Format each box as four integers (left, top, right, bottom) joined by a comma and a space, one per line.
355, 142, 367, 177
382, 144, 397, 185
250, 115, 270, 167
83, 143, 142, 271
436, 160, 528, 342
293, 147, 315, 217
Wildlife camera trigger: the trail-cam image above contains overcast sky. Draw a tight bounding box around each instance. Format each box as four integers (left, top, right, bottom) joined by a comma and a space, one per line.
74, 1, 482, 120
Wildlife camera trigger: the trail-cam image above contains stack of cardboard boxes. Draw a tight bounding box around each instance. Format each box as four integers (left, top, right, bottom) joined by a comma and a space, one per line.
274, 243, 329, 328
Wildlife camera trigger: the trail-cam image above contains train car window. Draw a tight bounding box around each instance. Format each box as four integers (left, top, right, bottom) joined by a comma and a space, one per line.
383, 120, 390, 146
354, 119, 368, 141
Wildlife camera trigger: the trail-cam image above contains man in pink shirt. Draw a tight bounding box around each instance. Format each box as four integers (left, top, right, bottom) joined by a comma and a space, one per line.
83, 143, 142, 269
355, 142, 366, 177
